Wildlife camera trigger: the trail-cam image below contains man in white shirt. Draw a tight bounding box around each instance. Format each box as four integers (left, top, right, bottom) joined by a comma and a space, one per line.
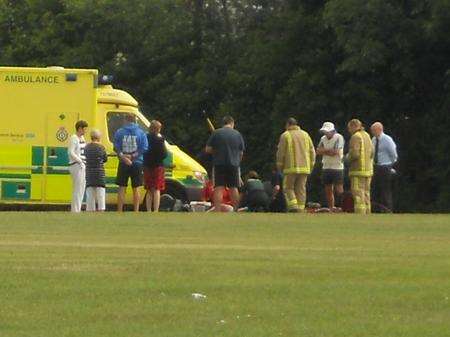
68, 120, 88, 212
316, 122, 345, 210
371, 122, 398, 212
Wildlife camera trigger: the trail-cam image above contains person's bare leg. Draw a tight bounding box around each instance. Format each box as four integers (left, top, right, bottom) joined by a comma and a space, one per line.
334, 184, 344, 208
325, 184, 334, 209
117, 186, 126, 212
152, 189, 161, 213
132, 187, 140, 212
229, 187, 240, 210
213, 186, 224, 212
146, 191, 153, 212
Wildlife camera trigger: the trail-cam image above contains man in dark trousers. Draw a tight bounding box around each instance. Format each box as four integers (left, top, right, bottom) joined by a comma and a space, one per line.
205, 116, 245, 211
370, 122, 398, 212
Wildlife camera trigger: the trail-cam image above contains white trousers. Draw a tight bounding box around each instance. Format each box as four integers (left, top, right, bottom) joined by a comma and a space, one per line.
69, 164, 86, 213
86, 187, 106, 211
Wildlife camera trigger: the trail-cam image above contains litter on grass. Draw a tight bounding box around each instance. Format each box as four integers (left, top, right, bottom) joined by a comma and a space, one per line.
191, 293, 207, 300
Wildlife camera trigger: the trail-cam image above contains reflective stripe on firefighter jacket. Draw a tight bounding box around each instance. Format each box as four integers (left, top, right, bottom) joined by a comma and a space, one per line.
276, 126, 316, 175
348, 130, 373, 177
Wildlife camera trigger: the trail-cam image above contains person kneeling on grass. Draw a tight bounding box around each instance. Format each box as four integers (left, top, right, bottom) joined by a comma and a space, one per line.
143, 120, 168, 212
239, 171, 270, 212
85, 129, 108, 212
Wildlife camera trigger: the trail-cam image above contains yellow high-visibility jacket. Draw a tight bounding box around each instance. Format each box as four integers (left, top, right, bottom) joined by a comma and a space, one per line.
276, 125, 316, 175
348, 130, 373, 177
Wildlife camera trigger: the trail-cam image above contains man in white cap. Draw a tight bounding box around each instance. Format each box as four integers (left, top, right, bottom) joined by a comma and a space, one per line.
316, 122, 345, 210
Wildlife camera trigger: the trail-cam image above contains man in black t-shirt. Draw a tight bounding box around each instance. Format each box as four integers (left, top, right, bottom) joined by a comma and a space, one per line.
205, 116, 245, 211
143, 120, 168, 212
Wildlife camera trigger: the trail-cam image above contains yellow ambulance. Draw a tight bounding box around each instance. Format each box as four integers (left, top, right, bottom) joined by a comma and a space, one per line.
0, 66, 207, 207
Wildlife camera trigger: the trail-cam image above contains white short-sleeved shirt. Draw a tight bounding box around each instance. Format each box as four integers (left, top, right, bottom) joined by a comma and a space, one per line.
318, 133, 344, 170
68, 134, 86, 165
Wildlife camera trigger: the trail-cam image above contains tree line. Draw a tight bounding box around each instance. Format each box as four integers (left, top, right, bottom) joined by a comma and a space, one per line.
1, 0, 449, 212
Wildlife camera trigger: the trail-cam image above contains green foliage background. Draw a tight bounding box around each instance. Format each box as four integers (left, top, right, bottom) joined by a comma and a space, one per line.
1, 0, 449, 212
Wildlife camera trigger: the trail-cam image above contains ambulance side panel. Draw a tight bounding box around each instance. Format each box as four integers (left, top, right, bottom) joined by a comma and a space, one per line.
0, 67, 97, 204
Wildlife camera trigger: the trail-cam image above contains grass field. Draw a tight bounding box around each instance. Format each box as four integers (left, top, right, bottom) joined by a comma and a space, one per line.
0, 213, 449, 337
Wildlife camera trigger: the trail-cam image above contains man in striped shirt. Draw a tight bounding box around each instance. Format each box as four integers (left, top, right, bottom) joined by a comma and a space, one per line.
68, 120, 88, 212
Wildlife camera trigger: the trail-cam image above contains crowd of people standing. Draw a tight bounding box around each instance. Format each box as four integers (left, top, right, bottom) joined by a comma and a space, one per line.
205, 116, 398, 214
68, 114, 397, 214
68, 115, 168, 213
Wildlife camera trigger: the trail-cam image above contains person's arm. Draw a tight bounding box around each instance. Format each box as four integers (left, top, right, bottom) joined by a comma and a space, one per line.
140, 131, 149, 156
338, 136, 345, 160
309, 135, 316, 168
370, 137, 374, 160
387, 137, 398, 164
68, 136, 83, 164
347, 134, 361, 162
114, 130, 132, 164
316, 138, 326, 155
322, 137, 343, 156
161, 137, 168, 159
272, 184, 280, 197
205, 133, 215, 154
102, 146, 108, 163
271, 174, 281, 199
241, 182, 248, 194
371, 137, 376, 158
326, 135, 344, 157
276, 134, 286, 171
317, 138, 338, 156
320, 148, 334, 156
239, 134, 245, 161
113, 130, 122, 156
131, 131, 148, 160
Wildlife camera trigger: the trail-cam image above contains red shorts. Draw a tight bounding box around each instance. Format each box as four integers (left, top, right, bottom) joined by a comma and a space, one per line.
144, 167, 165, 191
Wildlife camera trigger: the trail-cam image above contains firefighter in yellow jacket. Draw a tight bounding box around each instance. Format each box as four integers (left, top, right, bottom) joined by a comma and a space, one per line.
276, 118, 316, 212
346, 119, 373, 214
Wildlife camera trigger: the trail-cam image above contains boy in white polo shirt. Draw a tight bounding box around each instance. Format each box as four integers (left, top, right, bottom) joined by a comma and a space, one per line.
316, 122, 345, 210
68, 120, 88, 213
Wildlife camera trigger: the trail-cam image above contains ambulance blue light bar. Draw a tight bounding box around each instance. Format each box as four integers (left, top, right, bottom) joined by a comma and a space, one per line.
98, 74, 114, 85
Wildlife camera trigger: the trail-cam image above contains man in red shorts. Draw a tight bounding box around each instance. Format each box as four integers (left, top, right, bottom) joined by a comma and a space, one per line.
143, 120, 168, 212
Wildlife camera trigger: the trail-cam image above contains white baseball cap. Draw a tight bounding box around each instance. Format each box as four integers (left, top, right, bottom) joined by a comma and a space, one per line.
320, 122, 335, 133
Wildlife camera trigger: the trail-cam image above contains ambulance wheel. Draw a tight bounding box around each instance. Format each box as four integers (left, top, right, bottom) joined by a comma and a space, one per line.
164, 182, 187, 203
